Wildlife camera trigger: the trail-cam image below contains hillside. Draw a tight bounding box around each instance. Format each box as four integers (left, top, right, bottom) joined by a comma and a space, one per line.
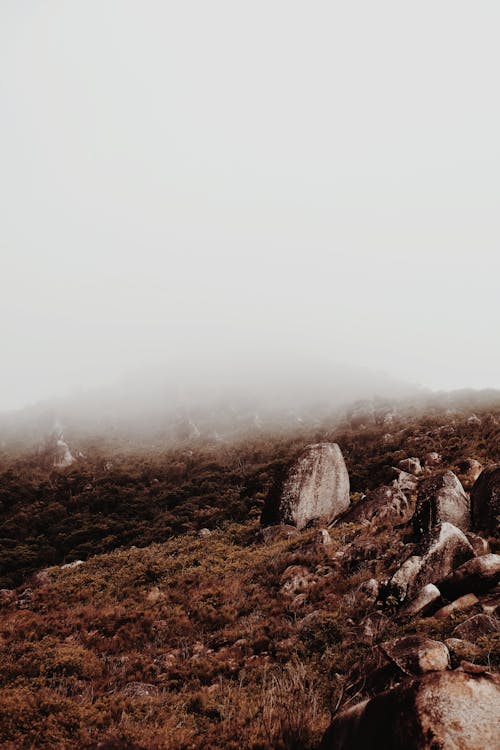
0, 398, 499, 748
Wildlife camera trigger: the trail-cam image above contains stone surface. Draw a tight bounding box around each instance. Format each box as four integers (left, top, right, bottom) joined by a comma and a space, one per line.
261, 443, 350, 530
349, 636, 450, 696
260, 524, 299, 543
445, 638, 484, 668
388, 523, 475, 603
452, 613, 500, 641
320, 671, 500, 750
433, 594, 479, 620
439, 554, 500, 600
412, 471, 470, 538
398, 584, 441, 619
398, 457, 422, 476
465, 532, 490, 556
339, 485, 409, 527
423, 452, 442, 468
471, 465, 500, 536
391, 468, 419, 492
457, 459, 483, 486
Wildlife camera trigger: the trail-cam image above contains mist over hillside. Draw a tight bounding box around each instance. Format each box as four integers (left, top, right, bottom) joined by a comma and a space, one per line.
1, 354, 500, 453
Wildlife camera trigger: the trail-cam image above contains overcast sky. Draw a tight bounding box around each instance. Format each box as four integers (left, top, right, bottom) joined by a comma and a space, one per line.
1, 1, 499, 412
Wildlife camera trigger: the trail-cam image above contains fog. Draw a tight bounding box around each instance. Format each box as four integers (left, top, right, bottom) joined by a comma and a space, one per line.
1, 2, 499, 415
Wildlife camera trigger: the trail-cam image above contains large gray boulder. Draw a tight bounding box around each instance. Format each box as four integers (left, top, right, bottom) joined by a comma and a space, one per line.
412, 471, 470, 538
261, 443, 350, 530
339, 485, 409, 527
320, 671, 500, 750
388, 523, 475, 603
471, 465, 500, 536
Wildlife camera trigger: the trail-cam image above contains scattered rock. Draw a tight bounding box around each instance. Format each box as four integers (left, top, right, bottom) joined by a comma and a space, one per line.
452, 613, 500, 641
260, 524, 299, 543
198, 528, 211, 537
339, 485, 409, 527
314, 528, 333, 546
398, 583, 441, 619
359, 613, 392, 643
280, 565, 311, 595
423, 452, 441, 468
465, 531, 490, 556
433, 593, 479, 620
61, 560, 84, 570
412, 471, 470, 538
445, 638, 484, 667
261, 443, 350, 530
388, 523, 475, 602
481, 585, 500, 616
457, 458, 483, 486
467, 414, 481, 426
358, 578, 379, 601
471, 465, 500, 536
349, 636, 450, 696
391, 468, 419, 493
320, 671, 500, 750
439, 554, 500, 600
397, 457, 422, 476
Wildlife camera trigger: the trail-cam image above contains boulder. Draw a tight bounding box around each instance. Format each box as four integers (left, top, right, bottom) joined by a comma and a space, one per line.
261, 443, 350, 530
457, 458, 483, 486
471, 465, 500, 536
433, 593, 479, 620
320, 671, 500, 750
398, 457, 422, 476
444, 638, 484, 667
452, 613, 500, 641
391, 468, 419, 493
423, 452, 441, 468
465, 532, 490, 556
412, 471, 470, 538
388, 523, 475, 603
349, 636, 450, 696
398, 583, 441, 619
439, 554, 500, 600
339, 485, 409, 527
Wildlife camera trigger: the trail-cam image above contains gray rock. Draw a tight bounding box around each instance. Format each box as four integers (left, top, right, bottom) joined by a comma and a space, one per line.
388, 523, 475, 603
398, 457, 422, 476
339, 485, 409, 527
347, 636, 450, 699
391, 468, 419, 492
445, 638, 484, 667
412, 471, 470, 538
423, 452, 442, 468
398, 583, 441, 619
433, 593, 479, 620
260, 524, 299, 543
320, 671, 500, 750
465, 532, 490, 556
457, 458, 483, 486
452, 613, 500, 641
471, 465, 500, 536
439, 554, 500, 600
261, 443, 350, 530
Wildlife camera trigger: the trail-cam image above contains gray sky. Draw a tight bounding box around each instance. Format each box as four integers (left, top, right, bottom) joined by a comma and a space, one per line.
1, 1, 499, 412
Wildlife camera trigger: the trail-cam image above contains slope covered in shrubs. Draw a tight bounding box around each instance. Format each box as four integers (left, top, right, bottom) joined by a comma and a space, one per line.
0, 399, 499, 748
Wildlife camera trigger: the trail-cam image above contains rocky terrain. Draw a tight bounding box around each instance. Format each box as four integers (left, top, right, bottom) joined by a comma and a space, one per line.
0, 397, 499, 748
